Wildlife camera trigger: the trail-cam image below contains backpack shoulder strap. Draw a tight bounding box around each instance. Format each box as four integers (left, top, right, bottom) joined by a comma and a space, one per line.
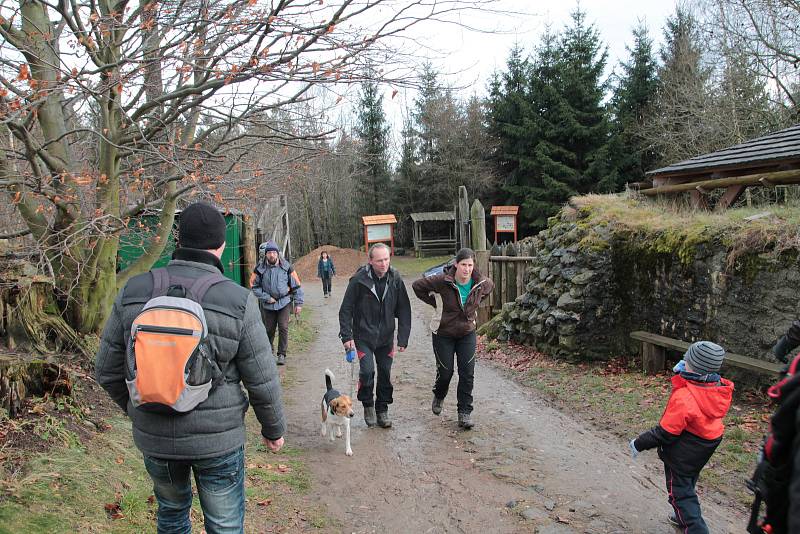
151, 268, 171, 298
188, 273, 230, 303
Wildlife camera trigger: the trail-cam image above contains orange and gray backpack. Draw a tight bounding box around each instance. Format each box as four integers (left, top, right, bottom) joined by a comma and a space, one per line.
125, 268, 228, 414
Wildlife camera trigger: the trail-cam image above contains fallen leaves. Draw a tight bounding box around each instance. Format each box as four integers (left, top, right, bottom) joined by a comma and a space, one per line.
246, 462, 292, 473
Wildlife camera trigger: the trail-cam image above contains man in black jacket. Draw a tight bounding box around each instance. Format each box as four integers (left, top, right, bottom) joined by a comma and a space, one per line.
772, 320, 800, 363
339, 243, 412, 428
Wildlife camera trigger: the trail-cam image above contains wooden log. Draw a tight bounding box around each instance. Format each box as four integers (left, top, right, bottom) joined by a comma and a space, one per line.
240, 214, 256, 285
488, 256, 537, 262
475, 250, 491, 326
470, 200, 487, 252
0, 353, 72, 417
641, 169, 800, 196
458, 186, 470, 250
642, 342, 665, 375
715, 184, 747, 211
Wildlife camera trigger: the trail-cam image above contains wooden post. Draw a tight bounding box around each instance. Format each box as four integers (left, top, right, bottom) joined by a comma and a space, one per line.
240, 214, 256, 286
458, 186, 469, 250
470, 200, 486, 252
504, 243, 517, 302
642, 342, 666, 375
471, 200, 491, 325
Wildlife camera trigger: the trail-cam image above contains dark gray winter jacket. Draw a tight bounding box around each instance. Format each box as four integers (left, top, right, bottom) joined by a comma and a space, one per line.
95, 248, 286, 460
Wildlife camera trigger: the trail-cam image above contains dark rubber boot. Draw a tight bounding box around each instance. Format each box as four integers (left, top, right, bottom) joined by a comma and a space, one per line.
458, 412, 473, 430
363, 405, 377, 427
376, 411, 392, 428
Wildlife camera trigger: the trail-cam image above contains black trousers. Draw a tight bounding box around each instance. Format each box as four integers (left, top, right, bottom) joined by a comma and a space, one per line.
356, 343, 394, 413
431, 331, 477, 414
321, 275, 332, 295
260, 304, 291, 357
664, 463, 709, 534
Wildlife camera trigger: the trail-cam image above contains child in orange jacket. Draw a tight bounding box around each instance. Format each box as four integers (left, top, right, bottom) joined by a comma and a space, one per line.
630, 341, 734, 534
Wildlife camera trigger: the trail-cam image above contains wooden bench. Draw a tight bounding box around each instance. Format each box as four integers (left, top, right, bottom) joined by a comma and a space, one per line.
630, 331, 784, 377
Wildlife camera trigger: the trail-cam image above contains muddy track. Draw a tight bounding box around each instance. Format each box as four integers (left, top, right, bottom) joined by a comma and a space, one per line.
280, 278, 747, 533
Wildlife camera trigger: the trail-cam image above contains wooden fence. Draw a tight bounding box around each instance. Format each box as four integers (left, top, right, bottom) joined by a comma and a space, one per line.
486, 242, 537, 318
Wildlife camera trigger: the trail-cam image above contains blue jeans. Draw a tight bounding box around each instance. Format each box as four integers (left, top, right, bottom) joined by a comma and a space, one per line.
143, 446, 245, 534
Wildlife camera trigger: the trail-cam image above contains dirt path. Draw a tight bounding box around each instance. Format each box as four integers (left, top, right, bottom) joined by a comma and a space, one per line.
282, 277, 748, 533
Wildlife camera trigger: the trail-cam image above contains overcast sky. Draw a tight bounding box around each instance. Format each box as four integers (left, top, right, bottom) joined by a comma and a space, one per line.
365, 0, 680, 132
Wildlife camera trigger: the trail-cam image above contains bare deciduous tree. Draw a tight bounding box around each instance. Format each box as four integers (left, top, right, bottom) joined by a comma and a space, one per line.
0, 0, 498, 333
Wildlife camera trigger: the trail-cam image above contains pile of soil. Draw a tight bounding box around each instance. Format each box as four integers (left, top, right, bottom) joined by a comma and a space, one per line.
294, 245, 366, 281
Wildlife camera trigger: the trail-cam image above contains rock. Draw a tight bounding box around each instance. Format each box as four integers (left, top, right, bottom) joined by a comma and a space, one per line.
506, 500, 518, 509
535, 521, 576, 534
556, 293, 582, 311
570, 270, 596, 285
559, 253, 576, 265
81, 419, 97, 431
520, 507, 549, 521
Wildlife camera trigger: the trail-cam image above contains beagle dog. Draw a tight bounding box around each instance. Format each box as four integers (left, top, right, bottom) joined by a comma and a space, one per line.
321, 369, 355, 456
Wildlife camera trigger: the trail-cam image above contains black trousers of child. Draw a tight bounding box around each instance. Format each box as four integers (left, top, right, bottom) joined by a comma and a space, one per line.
665, 463, 708, 534
356, 343, 394, 413
431, 331, 477, 414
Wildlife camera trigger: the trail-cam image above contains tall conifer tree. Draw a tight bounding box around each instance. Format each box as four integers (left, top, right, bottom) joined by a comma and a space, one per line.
354, 78, 391, 214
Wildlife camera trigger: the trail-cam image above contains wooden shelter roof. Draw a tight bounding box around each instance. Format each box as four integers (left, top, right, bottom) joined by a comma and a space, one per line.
361, 214, 397, 225
409, 211, 455, 223
490, 206, 519, 216
647, 124, 800, 180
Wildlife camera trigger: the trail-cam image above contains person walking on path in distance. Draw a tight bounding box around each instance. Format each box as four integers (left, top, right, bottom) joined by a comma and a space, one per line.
629, 341, 734, 534
95, 201, 286, 533
338, 243, 411, 428
412, 248, 493, 429
317, 250, 336, 298
252, 240, 304, 366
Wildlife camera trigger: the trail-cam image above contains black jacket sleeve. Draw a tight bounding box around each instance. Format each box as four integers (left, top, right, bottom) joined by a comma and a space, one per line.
634, 425, 681, 452
774, 320, 800, 362
94, 291, 130, 413
338, 279, 359, 343
395, 276, 412, 348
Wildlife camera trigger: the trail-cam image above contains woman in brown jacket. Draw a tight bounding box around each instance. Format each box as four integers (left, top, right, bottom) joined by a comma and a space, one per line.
412, 248, 494, 429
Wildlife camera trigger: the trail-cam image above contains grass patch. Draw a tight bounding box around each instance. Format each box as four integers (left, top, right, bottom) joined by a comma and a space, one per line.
479, 338, 769, 507
391, 255, 451, 277
572, 193, 800, 264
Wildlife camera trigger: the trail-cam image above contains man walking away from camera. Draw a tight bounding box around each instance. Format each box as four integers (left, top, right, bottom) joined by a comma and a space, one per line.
96, 201, 286, 533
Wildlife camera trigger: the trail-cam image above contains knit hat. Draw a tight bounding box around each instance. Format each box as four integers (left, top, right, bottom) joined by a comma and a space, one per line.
684, 341, 726, 375
263, 240, 279, 253
178, 202, 226, 250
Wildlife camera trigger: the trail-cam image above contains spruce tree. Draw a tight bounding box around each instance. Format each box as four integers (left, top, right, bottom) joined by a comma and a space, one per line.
604, 23, 659, 190
354, 78, 391, 215
502, 9, 610, 232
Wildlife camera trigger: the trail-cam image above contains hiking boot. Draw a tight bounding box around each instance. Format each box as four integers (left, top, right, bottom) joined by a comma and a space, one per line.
276, 353, 286, 366
431, 396, 444, 415
363, 405, 377, 427
376, 411, 392, 428
458, 412, 474, 429
667, 513, 682, 529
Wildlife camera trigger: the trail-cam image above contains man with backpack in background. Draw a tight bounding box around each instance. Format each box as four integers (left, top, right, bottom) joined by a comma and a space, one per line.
252, 239, 303, 366
96, 201, 286, 533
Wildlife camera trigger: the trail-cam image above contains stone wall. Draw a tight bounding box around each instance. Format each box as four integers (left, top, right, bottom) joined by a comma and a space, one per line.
485, 203, 799, 367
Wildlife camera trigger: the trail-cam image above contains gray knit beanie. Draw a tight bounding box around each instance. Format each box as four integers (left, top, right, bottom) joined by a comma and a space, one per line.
684, 341, 726, 375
